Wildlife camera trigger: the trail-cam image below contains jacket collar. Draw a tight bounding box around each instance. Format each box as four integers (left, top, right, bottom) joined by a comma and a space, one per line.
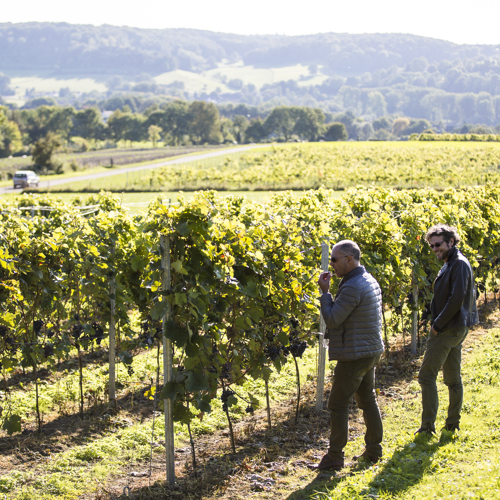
436, 246, 459, 279
446, 246, 459, 263
339, 265, 365, 288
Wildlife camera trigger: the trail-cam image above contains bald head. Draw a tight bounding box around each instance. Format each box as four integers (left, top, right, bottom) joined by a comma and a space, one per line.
330, 240, 361, 278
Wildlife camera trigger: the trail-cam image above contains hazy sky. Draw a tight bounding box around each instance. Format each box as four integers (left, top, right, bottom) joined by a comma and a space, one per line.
3, 0, 500, 46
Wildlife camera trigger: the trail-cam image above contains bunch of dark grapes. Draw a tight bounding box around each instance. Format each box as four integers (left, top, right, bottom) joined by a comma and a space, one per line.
126, 365, 134, 376
5, 336, 17, 354
33, 320, 44, 334
90, 322, 105, 345
290, 317, 299, 328
140, 320, 153, 346
220, 362, 232, 381
153, 322, 162, 340
220, 388, 235, 412
245, 405, 254, 414
0, 325, 10, 349
264, 344, 281, 361
290, 340, 308, 358
43, 344, 54, 358
72, 324, 83, 339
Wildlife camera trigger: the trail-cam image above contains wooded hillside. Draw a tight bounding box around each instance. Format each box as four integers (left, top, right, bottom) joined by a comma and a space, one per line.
2, 23, 500, 125
1, 23, 498, 77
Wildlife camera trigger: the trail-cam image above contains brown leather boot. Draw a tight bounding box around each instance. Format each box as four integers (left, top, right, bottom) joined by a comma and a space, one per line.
316, 454, 344, 471
353, 450, 382, 463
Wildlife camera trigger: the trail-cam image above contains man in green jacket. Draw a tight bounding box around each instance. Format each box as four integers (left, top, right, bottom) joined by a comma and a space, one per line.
417, 224, 478, 435
316, 240, 384, 471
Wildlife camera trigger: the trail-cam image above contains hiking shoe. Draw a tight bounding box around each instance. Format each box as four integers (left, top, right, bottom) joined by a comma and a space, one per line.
414, 427, 436, 436
442, 423, 459, 432
353, 451, 382, 464
315, 454, 344, 471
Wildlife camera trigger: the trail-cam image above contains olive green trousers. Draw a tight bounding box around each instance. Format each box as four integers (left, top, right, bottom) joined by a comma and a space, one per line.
418, 327, 469, 431
327, 354, 383, 461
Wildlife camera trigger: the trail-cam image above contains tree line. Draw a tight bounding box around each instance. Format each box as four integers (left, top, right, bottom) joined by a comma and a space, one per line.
2, 99, 500, 172
0, 102, 350, 161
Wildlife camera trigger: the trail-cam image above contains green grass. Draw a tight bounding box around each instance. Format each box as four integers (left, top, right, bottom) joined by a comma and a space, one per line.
38, 147, 267, 192
202, 62, 323, 90
291, 328, 500, 500
1, 344, 322, 499
3, 326, 500, 498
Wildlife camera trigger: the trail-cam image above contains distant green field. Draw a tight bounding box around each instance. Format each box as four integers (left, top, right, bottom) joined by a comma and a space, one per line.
4, 62, 328, 104
92, 141, 500, 192
155, 62, 327, 93
202, 61, 327, 89
33, 140, 500, 194
6, 76, 107, 106
0, 144, 231, 185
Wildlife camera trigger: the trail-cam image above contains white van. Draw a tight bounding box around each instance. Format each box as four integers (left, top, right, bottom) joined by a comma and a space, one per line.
13, 170, 40, 189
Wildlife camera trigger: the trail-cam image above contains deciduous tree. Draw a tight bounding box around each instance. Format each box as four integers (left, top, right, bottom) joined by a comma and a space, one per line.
31, 132, 63, 173
188, 101, 222, 144
324, 122, 348, 141
148, 125, 162, 146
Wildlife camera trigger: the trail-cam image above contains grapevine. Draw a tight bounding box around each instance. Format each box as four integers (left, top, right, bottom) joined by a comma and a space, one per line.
1, 185, 500, 438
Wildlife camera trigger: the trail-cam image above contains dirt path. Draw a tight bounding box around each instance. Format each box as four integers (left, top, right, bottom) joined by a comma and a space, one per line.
0, 145, 266, 195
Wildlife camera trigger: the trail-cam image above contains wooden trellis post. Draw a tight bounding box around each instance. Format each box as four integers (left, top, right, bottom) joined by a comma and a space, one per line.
411, 279, 418, 355
315, 242, 330, 411
109, 241, 116, 408
160, 234, 175, 485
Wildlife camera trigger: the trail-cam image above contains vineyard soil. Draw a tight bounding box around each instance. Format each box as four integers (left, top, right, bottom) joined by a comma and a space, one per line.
2, 299, 500, 499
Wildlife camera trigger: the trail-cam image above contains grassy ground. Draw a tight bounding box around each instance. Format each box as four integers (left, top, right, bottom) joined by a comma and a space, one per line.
1, 300, 500, 499
0, 331, 323, 499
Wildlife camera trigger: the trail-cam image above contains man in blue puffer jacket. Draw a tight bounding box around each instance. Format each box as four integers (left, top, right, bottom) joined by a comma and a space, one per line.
316, 240, 385, 471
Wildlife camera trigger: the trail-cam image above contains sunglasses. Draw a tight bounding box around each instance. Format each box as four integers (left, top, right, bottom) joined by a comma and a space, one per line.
429, 241, 445, 249
330, 255, 351, 263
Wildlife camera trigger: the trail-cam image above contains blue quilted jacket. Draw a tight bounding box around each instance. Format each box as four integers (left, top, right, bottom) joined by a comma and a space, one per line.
320, 266, 384, 361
